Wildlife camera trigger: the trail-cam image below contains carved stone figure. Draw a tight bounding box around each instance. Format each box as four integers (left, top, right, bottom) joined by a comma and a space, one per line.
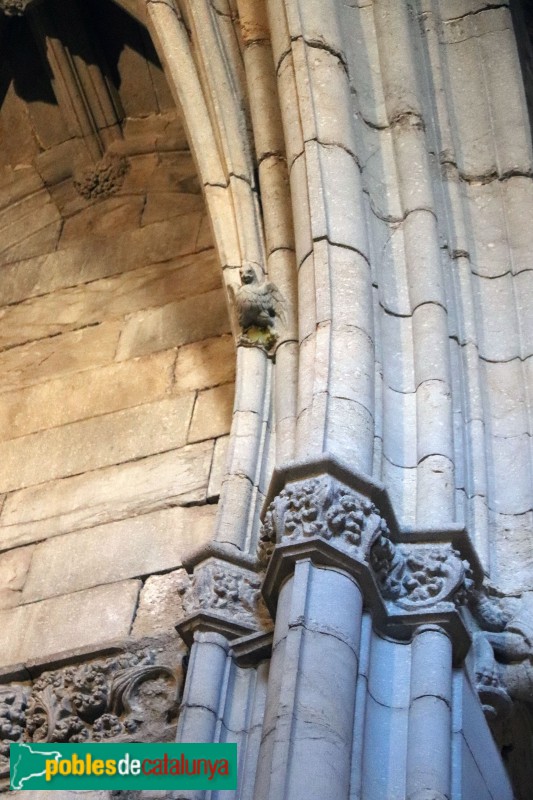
469, 587, 533, 713
232, 264, 285, 350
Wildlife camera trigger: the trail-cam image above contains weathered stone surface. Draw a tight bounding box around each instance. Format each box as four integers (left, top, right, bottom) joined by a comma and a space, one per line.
174, 333, 235, 392
0, 544, 34, 609
0, 321, 122, 394
59, 196, 145, 244
188, 383, 235, 443
0, 350, 176, 440
208, 435, 229, 500
0, 440, 214, 549
0, 219, 62, 266
132, 568, 190, 638
0, 190, 61, 265
21, 505, 216, 602
141, 191, 204, 225
483, 358, 529, 438
0, 217, 209, 306
0, 395, 195, 493
0, 580, 141, 667
0, 250, 221, 350
116, 288, 231, 360
492, 510, 533, 593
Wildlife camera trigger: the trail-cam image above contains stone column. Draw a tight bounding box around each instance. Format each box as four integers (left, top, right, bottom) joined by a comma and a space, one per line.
175, 557, 271, 798
254, 469, 392, 800
256, 459, 477, 800
253, 559, 362, 800
175, 630, 231, 745
406, 626, 453, 800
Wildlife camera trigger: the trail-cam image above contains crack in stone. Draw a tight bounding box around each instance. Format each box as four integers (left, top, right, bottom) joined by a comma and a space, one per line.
443, 3, 509, 24
276, 35, 349, 75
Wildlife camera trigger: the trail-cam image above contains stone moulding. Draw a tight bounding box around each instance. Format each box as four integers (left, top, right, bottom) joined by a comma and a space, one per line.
259, 454, 482, 660
0, 645, 183, 779
176, 558, 272, 647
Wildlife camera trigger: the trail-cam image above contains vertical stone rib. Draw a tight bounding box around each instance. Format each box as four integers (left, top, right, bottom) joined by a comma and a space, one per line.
373, 0, 455, 526
235, 0, 299, 468
417, 0, 491, 567
147, 0, 272, 554
406, 626, 453, 800
267, 0, 375, 474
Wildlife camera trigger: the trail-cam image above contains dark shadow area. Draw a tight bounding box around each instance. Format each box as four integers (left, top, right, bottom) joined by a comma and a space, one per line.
0, 14, 57, 108
0, 0, 165, 109
511, 0, 533, 135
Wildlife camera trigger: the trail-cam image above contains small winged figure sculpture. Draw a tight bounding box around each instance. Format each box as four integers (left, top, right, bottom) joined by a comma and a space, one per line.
233, 264, 285, 350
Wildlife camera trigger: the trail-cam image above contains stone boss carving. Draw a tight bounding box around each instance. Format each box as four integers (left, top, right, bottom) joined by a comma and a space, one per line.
74, 153, 129, 200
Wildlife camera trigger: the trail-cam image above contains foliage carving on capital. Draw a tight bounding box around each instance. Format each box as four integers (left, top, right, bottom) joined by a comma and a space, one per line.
370, 535, 473, 610
178, 560, 271, 631
258, 476, 389, 567
0, 647, 182, 776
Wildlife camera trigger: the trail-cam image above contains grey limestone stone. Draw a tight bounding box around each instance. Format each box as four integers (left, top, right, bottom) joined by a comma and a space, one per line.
0, 580, 141, 668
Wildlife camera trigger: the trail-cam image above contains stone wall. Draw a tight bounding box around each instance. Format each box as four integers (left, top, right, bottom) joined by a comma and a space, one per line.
0, 114, 235, 669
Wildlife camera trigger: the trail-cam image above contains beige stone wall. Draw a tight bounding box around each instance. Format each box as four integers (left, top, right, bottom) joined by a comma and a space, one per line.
0, 123, 235, 668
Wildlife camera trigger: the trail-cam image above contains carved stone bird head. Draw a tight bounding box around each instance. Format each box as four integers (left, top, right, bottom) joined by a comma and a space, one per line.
239, 264, 257, 286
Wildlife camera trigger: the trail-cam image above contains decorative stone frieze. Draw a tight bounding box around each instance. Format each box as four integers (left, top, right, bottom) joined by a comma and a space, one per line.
176, 559, 271, 645
0, 646, 183, 779
0, 686, 29, 778
74, 153, 129, 200
232, 264, 285, 351
0, 0, 40, 15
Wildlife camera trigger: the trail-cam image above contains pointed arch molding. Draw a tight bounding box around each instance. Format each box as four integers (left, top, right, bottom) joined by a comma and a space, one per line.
145, 0, 295, 557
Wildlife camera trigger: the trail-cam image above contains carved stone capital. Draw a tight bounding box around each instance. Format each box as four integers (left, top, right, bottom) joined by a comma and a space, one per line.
260, 471, 475, 657
0, 645, 183, 779
0, 0, 41, 15
370, 535, 474, 611
259, 475, 388, 567
176, 559, 272, 646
